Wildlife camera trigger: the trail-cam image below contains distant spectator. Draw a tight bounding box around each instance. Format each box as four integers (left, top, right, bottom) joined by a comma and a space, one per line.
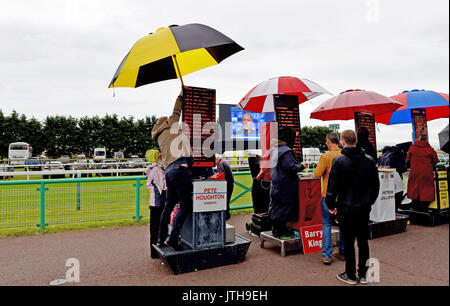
406, 134, 439, 212
356, 127, 378, 162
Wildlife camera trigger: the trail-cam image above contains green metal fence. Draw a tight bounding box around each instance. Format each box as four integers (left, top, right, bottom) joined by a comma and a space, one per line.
0, 172, 253, 231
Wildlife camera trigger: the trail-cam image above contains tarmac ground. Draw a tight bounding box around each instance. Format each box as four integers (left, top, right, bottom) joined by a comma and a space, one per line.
0, 213, 448, 286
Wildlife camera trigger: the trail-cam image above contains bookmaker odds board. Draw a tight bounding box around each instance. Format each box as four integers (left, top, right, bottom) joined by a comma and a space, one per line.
181, 86, 216, 167
354, 111, 377, 153
273, 94, 303, 162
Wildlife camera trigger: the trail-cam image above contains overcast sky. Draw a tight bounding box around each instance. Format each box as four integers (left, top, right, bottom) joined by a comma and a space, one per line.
0, 0, 448, 149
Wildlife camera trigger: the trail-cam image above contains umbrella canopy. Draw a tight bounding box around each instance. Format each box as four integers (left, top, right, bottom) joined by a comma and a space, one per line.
109, 23, 243, 88
237, 76, 331, 113
439, 124, 449, 154
310, 89, 403, 121
375, 89, 449, 125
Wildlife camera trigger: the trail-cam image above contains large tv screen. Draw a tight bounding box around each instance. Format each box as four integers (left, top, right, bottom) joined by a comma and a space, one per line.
230, 106, 274, 141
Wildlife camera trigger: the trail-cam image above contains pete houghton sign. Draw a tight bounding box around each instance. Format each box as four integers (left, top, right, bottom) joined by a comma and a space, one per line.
193, 180, 227, 213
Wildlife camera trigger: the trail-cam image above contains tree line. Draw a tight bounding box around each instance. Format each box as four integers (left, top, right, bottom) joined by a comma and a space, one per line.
1, 110, 333, 159
0, 110, 158, 159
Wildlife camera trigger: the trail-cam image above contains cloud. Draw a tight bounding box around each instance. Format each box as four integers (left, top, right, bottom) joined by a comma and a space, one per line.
0, 0, 448, 148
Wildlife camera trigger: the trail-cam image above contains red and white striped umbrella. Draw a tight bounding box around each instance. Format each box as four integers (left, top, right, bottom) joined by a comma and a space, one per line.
237, 76, 331, 113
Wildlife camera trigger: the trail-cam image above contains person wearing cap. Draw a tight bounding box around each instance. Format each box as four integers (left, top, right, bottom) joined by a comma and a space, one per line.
145, 149, 166, 258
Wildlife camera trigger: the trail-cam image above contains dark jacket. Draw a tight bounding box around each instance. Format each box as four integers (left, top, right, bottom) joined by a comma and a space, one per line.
269, 144, 305, 222
379, 145, 407, 176
325, 146, 380, 213
407, 140, 439, 202
356, 138, 378, 162
217, 158, 234, 188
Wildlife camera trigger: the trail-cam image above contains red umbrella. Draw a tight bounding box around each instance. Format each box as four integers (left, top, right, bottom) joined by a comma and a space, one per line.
310, 89, 403, 121
237, 76, 331, 113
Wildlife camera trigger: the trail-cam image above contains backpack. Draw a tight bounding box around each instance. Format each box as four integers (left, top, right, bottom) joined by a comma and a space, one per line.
379, 146, 406, 174
379, 149, 396, 167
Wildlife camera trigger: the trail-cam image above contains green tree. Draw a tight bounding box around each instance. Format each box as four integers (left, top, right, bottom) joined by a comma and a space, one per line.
0, 110, 29, 158
119, 116, 136, 157
134, 116, 158, 156
0, 110, 7, 158
301, 126, 335, 151
22, 117, 44, 156
98, 114, 122, 157
42, 116, 79, 158
77, 116, 102, 157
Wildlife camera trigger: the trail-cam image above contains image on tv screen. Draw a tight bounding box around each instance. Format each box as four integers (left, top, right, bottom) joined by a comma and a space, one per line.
230, 107, 274, 140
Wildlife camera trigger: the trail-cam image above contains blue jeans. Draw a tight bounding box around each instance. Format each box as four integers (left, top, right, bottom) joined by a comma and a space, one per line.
158, 158, 193, 244
321, 197, 333, 258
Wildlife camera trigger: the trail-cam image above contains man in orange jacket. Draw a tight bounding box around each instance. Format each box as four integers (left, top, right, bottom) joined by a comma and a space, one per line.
314, 132, 342, 265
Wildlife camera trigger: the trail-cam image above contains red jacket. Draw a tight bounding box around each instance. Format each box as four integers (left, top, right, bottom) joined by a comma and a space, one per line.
407, 140, 439, 202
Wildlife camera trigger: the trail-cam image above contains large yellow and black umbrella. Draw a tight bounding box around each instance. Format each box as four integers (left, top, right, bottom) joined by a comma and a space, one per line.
108, 23, 244, 88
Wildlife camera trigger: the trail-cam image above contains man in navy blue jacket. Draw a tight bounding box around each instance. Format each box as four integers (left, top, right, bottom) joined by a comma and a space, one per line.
326, 130, 380, 285
269, 126, 306, 238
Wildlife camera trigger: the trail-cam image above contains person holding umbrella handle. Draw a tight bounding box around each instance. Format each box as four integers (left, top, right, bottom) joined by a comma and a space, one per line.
151, 91, 193, 251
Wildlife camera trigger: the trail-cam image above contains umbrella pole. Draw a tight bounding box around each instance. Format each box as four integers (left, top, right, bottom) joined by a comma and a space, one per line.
172, 55, 184, 87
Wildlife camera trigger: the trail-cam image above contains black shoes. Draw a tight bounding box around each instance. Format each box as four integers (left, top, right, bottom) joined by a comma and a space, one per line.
336, 272, 357, 285
164, 239, 184, 251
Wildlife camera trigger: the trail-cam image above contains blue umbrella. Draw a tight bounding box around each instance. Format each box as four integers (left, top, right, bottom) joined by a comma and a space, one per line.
375, 89, 449, 125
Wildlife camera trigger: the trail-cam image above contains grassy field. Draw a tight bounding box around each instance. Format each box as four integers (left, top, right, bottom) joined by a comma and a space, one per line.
0, 172, 253, 237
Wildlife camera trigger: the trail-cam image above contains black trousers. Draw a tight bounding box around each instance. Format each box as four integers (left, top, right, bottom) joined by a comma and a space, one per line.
226, 184, 234, 220
270, 220, 290, 238
339, 208, 370, 280
158, 163, 193, 245
150, 206, 164, 258
252, 179, 271, 214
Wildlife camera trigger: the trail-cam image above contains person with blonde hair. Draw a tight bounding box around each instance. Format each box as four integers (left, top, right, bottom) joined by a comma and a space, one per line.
145, 149, 166, 258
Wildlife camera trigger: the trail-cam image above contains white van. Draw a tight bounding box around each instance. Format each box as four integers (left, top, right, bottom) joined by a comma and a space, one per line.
93, 148, 106, 162
8, 142, 32, 165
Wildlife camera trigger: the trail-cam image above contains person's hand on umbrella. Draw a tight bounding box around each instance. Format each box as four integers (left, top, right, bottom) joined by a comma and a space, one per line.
329, 208, 337, 215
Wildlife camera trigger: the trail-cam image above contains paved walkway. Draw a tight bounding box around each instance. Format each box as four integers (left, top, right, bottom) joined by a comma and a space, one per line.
0, 214, 448, 286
